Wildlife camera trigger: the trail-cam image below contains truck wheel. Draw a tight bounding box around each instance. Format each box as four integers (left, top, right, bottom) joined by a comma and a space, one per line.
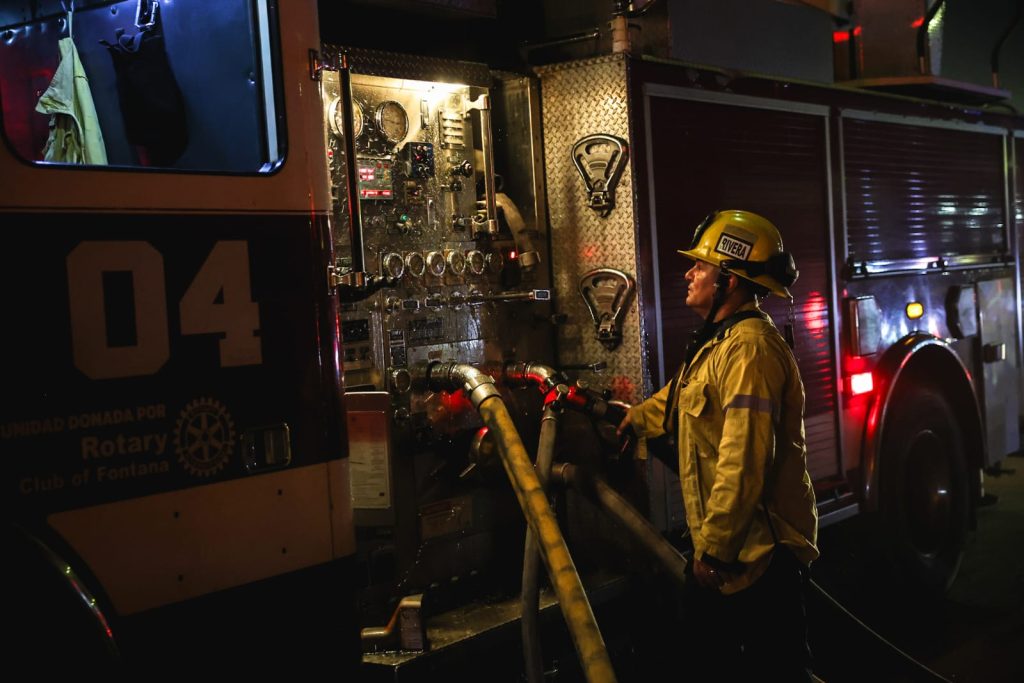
8, 526, 120, 668
880, 387, 969, 593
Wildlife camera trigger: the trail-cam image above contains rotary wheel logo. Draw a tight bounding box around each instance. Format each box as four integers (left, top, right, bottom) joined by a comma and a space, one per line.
174, 398, 236, 477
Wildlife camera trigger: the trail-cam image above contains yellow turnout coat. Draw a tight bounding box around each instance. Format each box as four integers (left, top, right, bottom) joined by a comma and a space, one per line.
629, 302, 819, 594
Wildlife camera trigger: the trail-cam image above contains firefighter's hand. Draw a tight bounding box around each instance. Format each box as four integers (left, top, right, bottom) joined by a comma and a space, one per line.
616, 411, 633, 439
693, 556, 726, 591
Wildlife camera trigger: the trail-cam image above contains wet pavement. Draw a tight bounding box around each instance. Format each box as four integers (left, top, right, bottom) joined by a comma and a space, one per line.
809, 452, 1024, 683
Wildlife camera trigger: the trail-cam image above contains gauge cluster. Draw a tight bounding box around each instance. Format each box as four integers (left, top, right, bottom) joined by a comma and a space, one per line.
327, 93, 413, 153
320, 66, 524, 401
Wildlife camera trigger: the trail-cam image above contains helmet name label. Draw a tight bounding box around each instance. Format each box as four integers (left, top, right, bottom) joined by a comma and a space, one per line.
715, 232, 754, 261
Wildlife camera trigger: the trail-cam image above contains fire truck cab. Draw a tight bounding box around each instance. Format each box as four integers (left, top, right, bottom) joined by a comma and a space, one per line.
1, 0, 360, 671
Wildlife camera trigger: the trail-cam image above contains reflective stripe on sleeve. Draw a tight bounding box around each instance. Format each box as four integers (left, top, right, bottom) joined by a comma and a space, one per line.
724, 394, 773, 414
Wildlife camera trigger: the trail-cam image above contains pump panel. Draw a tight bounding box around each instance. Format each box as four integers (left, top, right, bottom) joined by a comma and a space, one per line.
320, 48, 555, 625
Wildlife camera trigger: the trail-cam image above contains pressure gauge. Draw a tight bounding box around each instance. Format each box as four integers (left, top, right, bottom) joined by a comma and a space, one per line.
425, 251, 446, 277
375, 100, 409, 144
405, 252, 426, 278
382, 252, 405, 279
486, 251, 504, 274
328, 97, 363, 138
446, 250, 467, 276
466, 250, 486, 276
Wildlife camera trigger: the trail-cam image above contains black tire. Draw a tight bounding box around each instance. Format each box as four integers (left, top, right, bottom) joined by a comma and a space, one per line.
879, 386, 970, 594
7, 525, 120, 669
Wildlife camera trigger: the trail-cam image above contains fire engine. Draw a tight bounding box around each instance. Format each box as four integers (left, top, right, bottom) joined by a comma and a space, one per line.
2, 0, 1021, 679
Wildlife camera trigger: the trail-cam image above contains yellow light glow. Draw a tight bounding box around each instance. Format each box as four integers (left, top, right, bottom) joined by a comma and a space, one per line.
906, 302, 924, 319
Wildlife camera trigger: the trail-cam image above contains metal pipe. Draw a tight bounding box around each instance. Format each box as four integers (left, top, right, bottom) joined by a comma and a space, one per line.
916, 0, 946, 75
521, 29, 601, 53
470, 95, 500, 238
609, 14, 630, 54
502, 361, 563, 394
421, 362, 617, 683
495, 192, 541, 272
339, 51, 365, 273
551, 462, 688, 587
522, 404, 559, 683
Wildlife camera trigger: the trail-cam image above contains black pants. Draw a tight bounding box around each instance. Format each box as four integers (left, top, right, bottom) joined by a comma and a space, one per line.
685, 547, 812, 682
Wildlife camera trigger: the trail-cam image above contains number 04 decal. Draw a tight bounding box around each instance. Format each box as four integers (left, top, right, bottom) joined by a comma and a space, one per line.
67, 241, 262, 380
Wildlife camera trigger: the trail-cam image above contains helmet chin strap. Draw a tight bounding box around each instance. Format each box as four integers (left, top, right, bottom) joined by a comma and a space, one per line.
683, 270, 733, 368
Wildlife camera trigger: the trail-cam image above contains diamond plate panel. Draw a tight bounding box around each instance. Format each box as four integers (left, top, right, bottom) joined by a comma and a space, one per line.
538, 55, 648, 404
323, 45, 493, 88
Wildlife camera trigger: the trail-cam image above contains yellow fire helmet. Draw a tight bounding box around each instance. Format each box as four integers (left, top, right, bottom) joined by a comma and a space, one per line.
677, 209, 799, 299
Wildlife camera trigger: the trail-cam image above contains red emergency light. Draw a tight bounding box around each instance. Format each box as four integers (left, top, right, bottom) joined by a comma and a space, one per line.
849, 372, 874, 396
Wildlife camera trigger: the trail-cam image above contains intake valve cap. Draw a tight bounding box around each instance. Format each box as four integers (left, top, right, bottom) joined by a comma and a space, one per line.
389, 368, 412, 394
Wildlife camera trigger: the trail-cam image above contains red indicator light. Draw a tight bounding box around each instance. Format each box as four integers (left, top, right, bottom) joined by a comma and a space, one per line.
327, 149, 334, 159
853, 26, 862, 36
509, 250, 517, 260
849, 372, 873, 396
911, 17, 924, 28
833, 31, 850, 43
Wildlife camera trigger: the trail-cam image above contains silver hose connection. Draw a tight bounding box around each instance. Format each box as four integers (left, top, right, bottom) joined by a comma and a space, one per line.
495, 192, 541, 272
423, 361, 502, 410
502, 361, 563, 393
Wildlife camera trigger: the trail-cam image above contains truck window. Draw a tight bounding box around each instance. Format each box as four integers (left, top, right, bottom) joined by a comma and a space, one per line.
0, 0, 282, 172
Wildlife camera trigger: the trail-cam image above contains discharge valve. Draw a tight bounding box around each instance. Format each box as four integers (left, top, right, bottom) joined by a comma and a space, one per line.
331, 268, 400, 303
478, 289, 551, 304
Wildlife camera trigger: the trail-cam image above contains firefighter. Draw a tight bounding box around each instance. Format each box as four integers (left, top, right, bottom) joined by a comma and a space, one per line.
618, 210, 819, 680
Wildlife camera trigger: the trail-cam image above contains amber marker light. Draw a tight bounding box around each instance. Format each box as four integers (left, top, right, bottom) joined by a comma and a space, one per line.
906, 302, 924, 320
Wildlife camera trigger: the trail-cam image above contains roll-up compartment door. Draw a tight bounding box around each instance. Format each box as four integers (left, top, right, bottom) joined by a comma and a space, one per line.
643, 94, 839, 482
843, 118, 1006, 264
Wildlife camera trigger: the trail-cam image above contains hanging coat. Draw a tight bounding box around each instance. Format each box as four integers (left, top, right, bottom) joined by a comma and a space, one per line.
35, 37, 108, 165
103, 21, 187, 166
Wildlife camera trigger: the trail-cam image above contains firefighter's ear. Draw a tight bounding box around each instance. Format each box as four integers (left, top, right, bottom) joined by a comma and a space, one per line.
727, 272, 742, 294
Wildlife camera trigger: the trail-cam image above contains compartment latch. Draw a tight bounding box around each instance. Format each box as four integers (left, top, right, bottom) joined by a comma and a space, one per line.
571, 133, 629, 217
579, 268, 635, 351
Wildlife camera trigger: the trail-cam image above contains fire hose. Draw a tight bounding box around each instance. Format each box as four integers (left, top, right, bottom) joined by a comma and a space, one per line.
504, 364, 690, 683
503, 362, 565, 683
521, 403, 558, 683
549, 462, 688, 586
421, 361, 617, 683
